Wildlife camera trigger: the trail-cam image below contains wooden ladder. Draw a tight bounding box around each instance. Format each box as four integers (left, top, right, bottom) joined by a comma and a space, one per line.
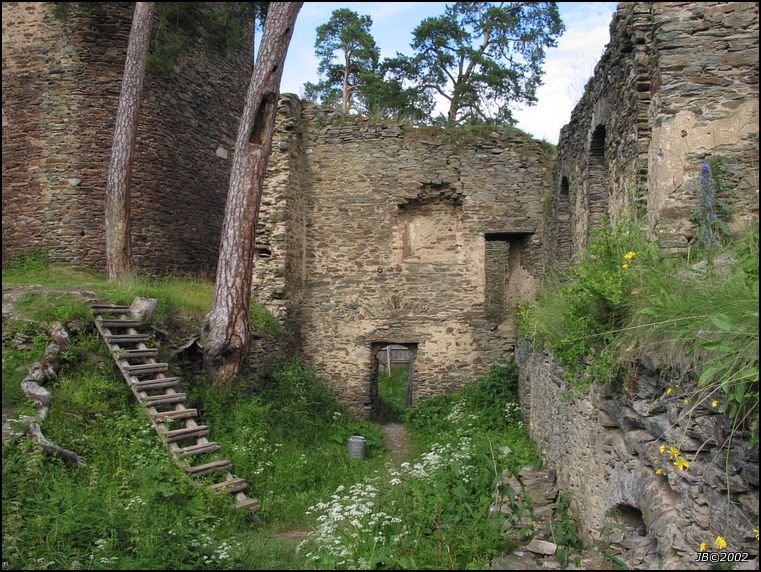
91, 302, 260, 512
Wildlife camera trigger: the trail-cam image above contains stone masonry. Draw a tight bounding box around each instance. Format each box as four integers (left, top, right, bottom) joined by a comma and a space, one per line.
254, 97, 553, 415
2, 2, 249, 273
518, 343, 759, 568
544, 2, 759, 269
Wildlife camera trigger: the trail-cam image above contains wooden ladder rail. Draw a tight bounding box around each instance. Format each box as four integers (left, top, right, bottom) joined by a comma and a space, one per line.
91, 303, 260, 512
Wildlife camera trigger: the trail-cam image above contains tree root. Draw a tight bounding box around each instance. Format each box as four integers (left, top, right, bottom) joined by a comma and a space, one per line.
16, 322, 86, 466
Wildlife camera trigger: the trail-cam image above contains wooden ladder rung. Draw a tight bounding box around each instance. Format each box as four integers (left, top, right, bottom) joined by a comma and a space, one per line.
132, 378, 180, 391
125, 363, 169, 375
99, 319, 145, 328
141, 393, 187, 406
235, 497, 261, 511
119, 349, 159, 359
177, 442, 221, 458
164, 425, 209, 442
185, 459, 232, 476
209, 477, 248, 493
92, 305, 130, 315
106, 334, 150, 344
151, 408, 197, 422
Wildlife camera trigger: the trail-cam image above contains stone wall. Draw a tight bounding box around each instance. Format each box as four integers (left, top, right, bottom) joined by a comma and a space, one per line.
253, 99, 553, 414
518, 343, 759, 568
545, 2, 759, 268
2, 2, 249, 274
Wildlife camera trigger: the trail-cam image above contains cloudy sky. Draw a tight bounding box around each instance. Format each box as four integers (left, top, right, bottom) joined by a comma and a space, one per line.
278, 2, 618, 144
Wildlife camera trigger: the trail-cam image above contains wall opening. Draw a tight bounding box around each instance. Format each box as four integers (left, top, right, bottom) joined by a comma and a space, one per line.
484, 232, 533, 322
556, 177, 572, 265
587, 124, 609, 231
370, 342, 416, 422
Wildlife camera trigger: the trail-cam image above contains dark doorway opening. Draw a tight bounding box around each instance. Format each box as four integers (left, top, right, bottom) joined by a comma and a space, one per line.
371, 343, 416, 422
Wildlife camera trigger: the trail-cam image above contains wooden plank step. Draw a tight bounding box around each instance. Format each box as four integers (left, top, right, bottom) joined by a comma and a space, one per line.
185, 459, 232, 476
235, 497, 261, 511
92, 305, 130, 315
164, 425, 209, 443
209, 477, 248, 493
177, 442, 221, 458
120, 349, 159, 359
132, 378, 180, 391
106, 334, 150, 344
141, 393, 187, 406
99, 319, 144, 328
151, 408, 197, 422
125, 362, 169, 374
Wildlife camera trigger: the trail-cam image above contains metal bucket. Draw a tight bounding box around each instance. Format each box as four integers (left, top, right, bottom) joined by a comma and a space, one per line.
347, 435, 367, 459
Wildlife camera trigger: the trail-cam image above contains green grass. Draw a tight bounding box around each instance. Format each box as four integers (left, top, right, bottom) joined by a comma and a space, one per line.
519, 221, 759, 434
374, 365, 409, 423
3, 259, 543, 569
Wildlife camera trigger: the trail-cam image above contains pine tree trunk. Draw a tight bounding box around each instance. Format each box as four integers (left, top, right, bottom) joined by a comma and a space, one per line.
105, 2, 154, 281
204, 2, 302, 386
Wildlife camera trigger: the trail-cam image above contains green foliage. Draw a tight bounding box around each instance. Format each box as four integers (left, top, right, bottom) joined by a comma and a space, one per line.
148, 2, 257, 75
304, 9, 380, 113
375, 365, 409, 422
518, 207, 759, 433
518, 218, 657, 389
395, 2, 564, 125
302, 363, 540, 569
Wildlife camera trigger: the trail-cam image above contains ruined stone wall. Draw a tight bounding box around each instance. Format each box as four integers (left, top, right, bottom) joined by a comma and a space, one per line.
517, 343, 759, 568
2, 2, 249, 274
545, 2, 758, 268
253, 101, 553, 414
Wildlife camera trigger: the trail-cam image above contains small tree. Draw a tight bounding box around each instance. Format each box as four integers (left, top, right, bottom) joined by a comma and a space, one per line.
204, 2, 302, 385
303, 8, 379, 114
105, 2, 154, 281
397, 2, 564, 125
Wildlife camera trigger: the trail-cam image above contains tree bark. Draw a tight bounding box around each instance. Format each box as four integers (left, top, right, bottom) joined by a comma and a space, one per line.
105, 2, 154, 281
204, 2, 302, 385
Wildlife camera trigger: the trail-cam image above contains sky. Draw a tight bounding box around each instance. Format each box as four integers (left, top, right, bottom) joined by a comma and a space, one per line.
277, 2, 618, 144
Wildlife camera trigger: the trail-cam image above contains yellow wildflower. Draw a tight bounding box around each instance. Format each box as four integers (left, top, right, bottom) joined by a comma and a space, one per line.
659, 444, 666, 454
668, 446, 680, 459
674, 457, 689, 471
666, 387, 673, 395
754, 528, 759, 541
684, 399, 689, 405
655, 469, 663, 476
624, 251, 637, 261
711, 400, 719, 408
699, 542, 708, 552
622, 263, 630, 270
715, 536, 727, 550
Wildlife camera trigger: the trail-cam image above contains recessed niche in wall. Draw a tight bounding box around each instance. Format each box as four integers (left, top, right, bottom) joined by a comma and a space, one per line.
484, 232, 533, 322
587, 124, 609, 230
398, 202, 463, 263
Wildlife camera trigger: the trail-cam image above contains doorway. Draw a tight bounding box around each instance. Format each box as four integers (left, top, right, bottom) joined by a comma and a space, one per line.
371, 343, 416, 422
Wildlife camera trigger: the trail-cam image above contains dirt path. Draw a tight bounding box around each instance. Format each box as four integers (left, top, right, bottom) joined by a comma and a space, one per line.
381, 422, 412, 463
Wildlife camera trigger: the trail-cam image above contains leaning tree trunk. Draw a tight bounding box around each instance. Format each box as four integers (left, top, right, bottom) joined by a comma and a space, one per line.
105, 2, 154, 281
204, 2, 302, 385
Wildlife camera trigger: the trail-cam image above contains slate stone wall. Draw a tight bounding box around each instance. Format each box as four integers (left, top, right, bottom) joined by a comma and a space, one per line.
253, 100, 553, 414
545, 1, 759, 270
2, 2, 249, 274
517, 343, 759, 568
